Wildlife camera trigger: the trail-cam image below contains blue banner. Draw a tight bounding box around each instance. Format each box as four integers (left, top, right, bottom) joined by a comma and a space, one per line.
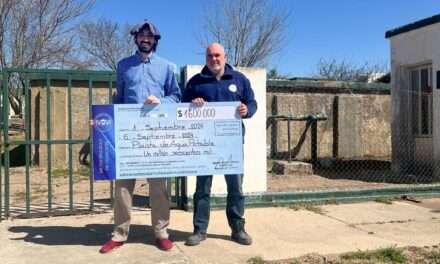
92, 102, 243, 180
92, 105, 116, 180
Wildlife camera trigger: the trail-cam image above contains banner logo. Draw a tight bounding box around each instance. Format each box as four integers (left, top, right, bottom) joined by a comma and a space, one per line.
94, 113, 113, 132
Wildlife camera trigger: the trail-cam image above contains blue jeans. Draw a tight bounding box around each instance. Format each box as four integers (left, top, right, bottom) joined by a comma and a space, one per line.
193, 174, 245, 234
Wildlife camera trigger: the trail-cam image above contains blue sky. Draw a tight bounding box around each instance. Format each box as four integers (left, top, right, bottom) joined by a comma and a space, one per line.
86, 0, 440, 77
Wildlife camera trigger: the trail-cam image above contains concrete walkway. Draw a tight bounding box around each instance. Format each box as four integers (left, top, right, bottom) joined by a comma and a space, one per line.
1, 198, 440, 264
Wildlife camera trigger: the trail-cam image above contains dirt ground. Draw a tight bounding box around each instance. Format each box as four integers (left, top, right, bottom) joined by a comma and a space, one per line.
266, 158, 407, 192
5, 167, 114, 216
267, 173, 395, 192
1, 161, 428, 217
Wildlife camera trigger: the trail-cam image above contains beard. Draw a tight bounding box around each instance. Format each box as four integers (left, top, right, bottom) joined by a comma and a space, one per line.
136, 41, 154, 54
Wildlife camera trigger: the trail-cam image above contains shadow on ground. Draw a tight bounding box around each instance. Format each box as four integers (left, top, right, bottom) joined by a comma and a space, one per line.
7, 224, 229, 246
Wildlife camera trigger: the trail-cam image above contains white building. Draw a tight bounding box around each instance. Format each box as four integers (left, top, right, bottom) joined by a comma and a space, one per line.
183, 65, 267, 196
386, 14, 440, 181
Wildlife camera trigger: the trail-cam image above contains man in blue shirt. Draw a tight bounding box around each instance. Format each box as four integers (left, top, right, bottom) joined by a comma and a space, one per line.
100, 20, 181, 253
183, 43, 257, 246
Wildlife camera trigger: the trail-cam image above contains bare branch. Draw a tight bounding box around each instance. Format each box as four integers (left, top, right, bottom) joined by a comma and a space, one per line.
78, 18, 133, 71
4, 0, 95, 68
200, 0, 291, 67
315, 58, 389, 82
0, 0, 95, 114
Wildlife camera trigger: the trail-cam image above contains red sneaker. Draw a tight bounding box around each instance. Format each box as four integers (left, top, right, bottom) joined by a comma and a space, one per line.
99, 240, 124, 253
155, 238, 173, 251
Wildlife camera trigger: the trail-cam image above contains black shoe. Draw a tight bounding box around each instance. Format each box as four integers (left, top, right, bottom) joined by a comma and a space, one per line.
185, 232, 207, 246
231, 230, 252, 245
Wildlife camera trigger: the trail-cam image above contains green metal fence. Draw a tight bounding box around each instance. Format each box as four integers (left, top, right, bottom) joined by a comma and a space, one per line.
0, 68, 186, 220
3, 68, 440, 220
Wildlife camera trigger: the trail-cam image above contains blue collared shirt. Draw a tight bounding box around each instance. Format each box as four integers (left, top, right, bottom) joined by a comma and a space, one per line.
113, 52, 181, 104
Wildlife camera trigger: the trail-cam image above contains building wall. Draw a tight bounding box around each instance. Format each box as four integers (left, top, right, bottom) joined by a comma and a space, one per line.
30, 80, 112, 169
267, 80, 391, 161
389, 22, 440, 176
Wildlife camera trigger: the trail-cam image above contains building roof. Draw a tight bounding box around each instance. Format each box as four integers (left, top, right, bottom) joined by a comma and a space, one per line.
385, 13, 440, 38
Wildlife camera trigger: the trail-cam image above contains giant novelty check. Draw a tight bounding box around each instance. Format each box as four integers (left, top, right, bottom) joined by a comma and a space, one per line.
92, 102, 243, 180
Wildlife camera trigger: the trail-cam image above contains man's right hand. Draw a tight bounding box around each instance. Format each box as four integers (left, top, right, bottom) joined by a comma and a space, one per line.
144, 95, 160, 104
191, 97, 205, 106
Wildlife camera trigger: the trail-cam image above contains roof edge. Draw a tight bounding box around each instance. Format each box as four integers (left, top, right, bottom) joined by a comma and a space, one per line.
385, 13, 440, 39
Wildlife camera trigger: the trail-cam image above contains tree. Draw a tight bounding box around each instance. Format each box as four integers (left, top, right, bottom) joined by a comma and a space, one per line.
267, 68, 288, 79
200, 0, 291, 67
0, 0, 95, 115
78, 18, 133, 71
315, 58, 389, 82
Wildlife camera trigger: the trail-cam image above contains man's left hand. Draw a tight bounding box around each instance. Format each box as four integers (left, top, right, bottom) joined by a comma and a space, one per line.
238, 103, 248, 117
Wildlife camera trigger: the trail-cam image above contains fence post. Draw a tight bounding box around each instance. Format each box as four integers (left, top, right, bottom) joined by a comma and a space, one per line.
88, 78, 94, 210
108, 75, 115, 208
3, 70, 10, 218
67, 76, 74, 211
24, 77, 31, 214
0, 70, 3, 220
332, 95, 339, 159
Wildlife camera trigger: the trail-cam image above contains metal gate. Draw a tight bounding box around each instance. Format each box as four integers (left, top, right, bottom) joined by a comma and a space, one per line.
0, 68, 186, 220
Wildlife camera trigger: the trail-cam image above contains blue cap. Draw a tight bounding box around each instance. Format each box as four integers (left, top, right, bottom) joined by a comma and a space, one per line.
130, 20, 161, 39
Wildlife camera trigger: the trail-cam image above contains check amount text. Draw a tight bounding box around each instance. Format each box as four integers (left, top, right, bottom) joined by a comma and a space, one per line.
177, 107, 216, 120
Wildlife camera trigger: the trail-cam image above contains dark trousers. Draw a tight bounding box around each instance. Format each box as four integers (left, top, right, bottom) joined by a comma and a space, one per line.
193, 174, 245, 233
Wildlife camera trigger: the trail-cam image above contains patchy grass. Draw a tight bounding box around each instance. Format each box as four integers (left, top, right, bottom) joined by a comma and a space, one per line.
51, 167, 90, 179
247, 256, 266, 264
423, 249, 440, 263
77, 166, 91, 177
324, 199, 339, 205
247, 256, 302, 264
288, 203, 325, 215
246, 246, 440, 264
341, 247, 406, 263
374, 197, 395, 204
52, 168, 69, 178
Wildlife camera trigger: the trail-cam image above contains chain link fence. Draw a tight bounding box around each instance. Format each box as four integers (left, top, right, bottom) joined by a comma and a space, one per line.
266, 79, 440, 195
